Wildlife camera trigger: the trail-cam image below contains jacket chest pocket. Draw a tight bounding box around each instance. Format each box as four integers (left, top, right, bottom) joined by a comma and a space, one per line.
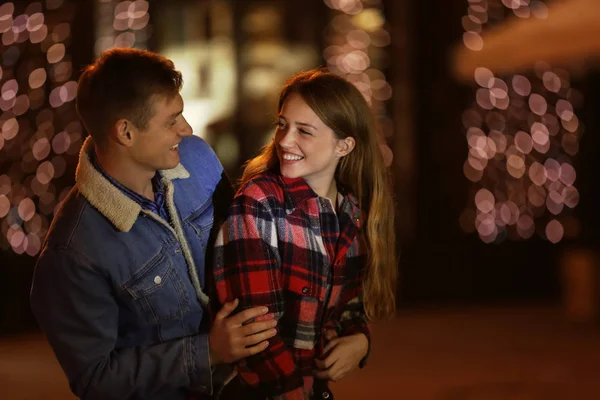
123, 250, 190, 325
284, 274, 326, 351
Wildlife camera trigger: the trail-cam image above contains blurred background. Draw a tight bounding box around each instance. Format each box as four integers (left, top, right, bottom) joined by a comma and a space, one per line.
1, 0, 600, 398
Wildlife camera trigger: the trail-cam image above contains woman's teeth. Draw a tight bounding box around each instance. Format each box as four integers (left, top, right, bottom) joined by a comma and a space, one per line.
283, 153, 303, 161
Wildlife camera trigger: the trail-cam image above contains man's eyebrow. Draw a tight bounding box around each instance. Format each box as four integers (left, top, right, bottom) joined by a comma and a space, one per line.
169, 110, 183, 119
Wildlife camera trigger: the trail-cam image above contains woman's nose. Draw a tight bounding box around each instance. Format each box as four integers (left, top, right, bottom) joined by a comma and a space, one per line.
277, 129, 295, 148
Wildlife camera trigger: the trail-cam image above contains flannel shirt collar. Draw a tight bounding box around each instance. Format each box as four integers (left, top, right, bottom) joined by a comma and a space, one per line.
276, 172, 362, 225
278, 174, 317, 210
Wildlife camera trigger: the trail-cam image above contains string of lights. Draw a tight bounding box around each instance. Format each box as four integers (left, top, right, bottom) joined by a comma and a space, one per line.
0, 0, 81, 256
322, 0, 393, 138
460, 0, 582, 244
95, 0, 150, 56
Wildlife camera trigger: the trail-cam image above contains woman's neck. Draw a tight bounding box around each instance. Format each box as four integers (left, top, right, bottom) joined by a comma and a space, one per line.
307, 178, 337, 204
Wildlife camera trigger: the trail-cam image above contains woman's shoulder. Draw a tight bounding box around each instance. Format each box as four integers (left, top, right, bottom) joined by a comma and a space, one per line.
235, 171, 284, 205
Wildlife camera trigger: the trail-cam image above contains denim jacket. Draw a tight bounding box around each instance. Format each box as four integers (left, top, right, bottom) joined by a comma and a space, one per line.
30, 135, 232, 400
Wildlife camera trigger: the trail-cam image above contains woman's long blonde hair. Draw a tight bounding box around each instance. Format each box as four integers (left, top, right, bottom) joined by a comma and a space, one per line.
240, 69, 397, 320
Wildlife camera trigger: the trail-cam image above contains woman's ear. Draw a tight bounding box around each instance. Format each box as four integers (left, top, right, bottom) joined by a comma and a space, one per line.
337, 136, 356, 157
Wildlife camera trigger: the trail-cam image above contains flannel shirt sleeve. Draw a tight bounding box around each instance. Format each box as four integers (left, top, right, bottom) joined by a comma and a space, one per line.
214, 195, 305, 400
338, 293, 371, 368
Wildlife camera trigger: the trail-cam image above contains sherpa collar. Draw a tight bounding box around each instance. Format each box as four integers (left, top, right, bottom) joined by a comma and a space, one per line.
75, 137, 190, 232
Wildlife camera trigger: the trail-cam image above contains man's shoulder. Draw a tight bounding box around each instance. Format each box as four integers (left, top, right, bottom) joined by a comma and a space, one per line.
43, 185, 110, 251
178, 135, 222, 174
169, 136, 228, 211
45, 186, 84, 240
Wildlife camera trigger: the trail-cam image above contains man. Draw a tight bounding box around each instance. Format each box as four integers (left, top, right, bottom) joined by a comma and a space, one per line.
30, 48, 276, 400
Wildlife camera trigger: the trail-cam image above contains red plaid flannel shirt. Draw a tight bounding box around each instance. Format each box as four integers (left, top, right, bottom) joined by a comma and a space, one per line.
213, 171, 370, 400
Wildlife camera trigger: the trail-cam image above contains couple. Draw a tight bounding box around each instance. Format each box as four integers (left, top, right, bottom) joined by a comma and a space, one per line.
30, 48, 397, 400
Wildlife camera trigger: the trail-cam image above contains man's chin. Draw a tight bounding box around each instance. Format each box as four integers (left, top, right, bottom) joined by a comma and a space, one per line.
159, 159, 180, 171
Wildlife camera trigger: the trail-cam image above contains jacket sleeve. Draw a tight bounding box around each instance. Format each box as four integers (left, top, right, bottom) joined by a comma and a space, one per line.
30, 246, 213, 400
205, 169, 234, 307
213, 195, 305, 400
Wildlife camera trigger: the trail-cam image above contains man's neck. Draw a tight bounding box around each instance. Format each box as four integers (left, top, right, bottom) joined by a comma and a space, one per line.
95, 148, 155, 200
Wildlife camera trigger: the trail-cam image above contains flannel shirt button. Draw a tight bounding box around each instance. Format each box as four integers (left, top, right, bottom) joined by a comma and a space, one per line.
302, 287, 309, 294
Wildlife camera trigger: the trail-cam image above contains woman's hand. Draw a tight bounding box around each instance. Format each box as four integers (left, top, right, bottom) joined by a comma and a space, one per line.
314, 331, 369, 382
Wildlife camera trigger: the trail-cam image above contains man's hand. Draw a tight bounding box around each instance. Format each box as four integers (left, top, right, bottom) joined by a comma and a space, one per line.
209, 299, 277, 365
314, 332, 368, 382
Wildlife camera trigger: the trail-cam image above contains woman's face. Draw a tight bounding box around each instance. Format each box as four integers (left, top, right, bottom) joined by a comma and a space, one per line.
275, 92, 346, 192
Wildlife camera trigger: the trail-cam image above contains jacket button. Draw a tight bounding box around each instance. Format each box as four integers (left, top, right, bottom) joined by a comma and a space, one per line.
322, 392, 330, 399
154, 276, 162, 284
302, 287, 309, 294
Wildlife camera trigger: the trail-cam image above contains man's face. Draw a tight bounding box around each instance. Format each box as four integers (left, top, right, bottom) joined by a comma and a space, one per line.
129, 93, 193, 172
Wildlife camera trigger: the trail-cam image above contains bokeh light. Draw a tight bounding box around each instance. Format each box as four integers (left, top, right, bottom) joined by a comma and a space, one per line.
0, 1, 86, 256
323, 0, 392, 149
95, 0, 150, 56
460, 0, 581, 243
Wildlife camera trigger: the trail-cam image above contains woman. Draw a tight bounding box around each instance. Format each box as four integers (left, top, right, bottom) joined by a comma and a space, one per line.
213, 69, 397, 400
